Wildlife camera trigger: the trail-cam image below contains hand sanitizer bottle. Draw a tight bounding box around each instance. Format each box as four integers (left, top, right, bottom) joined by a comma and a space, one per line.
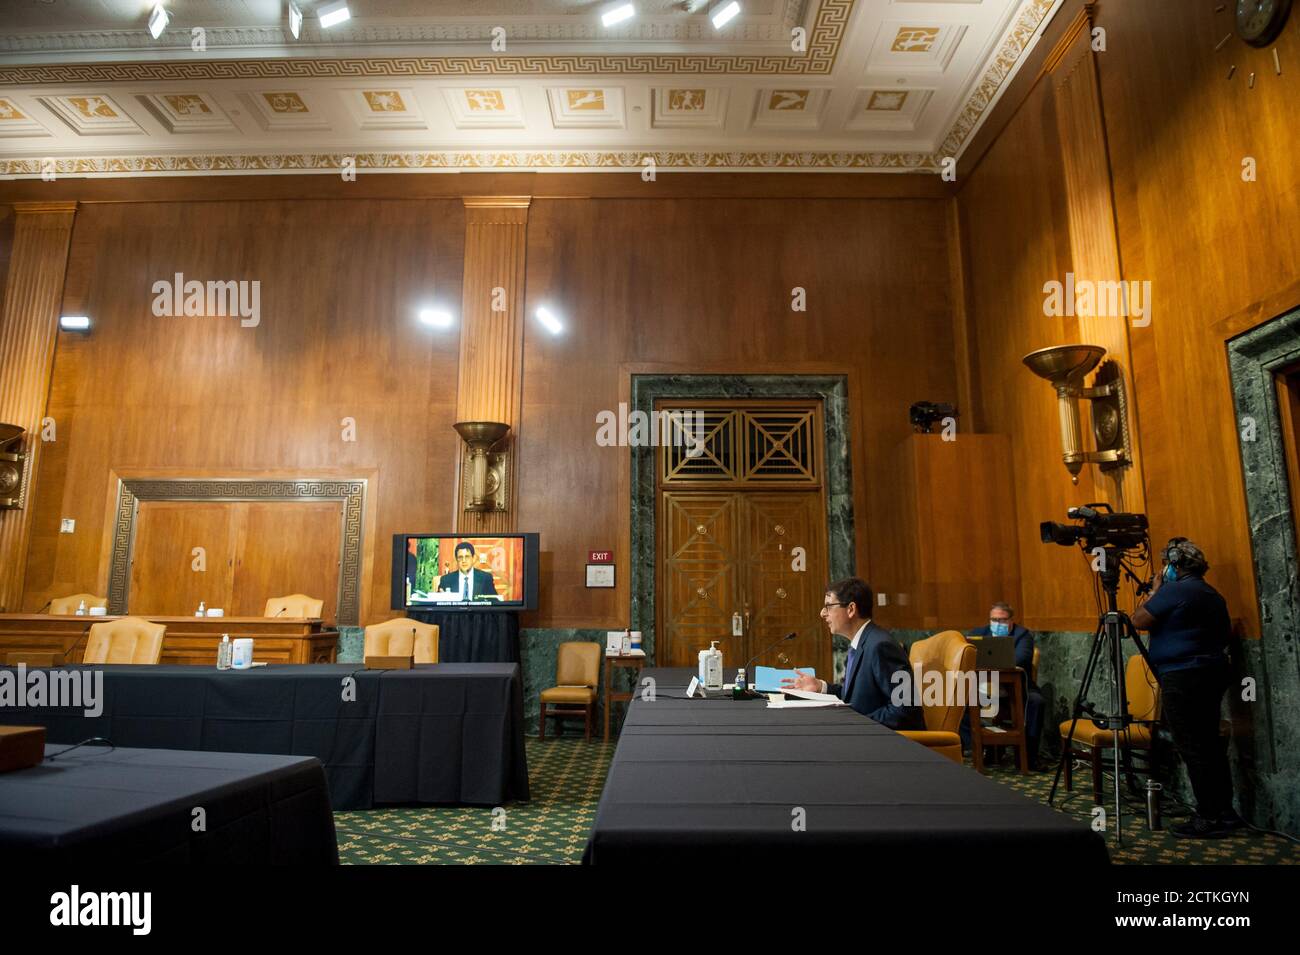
217, 634, 231, 670
196, 600, 205, 617
76, 600, 87, 616
703, 640, 723, 691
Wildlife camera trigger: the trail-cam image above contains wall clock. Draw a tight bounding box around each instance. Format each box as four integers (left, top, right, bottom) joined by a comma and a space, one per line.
1217, 0, 1292, 86
1236, 0, 1293, 47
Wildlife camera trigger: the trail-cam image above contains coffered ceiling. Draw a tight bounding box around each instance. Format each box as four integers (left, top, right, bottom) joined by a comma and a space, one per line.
0, 0, 1064, 177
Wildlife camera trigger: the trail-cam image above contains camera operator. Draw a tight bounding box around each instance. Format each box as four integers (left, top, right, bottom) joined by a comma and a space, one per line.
1131, 538, 1243, 839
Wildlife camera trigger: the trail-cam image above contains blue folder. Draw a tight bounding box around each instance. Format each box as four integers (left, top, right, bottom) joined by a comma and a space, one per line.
753, 665, 816, 693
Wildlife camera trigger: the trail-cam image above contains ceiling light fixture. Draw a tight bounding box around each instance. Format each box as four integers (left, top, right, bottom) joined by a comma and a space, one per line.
710, 1, 741, 29
59, 315, 91, 331
148, 3, 170, 39
601, 3, 636, 27
318, 0, 352, 29
535, 306, 564, 335
288, 1, 303, 39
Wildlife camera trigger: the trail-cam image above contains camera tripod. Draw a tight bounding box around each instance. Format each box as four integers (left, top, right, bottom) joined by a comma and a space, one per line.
1048, 545, 1159, 848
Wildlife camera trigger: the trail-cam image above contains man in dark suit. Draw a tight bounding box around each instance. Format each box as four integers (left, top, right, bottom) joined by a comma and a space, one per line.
966, 601, 1046, 770
782, 577, 923, 730
437, 541, 498, 601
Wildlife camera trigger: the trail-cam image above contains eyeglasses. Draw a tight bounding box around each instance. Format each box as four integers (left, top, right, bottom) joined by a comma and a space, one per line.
820, 602, 847, 614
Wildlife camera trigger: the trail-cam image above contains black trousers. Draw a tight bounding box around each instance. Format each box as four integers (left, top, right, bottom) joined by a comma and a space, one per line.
1160, 664, 1234, 818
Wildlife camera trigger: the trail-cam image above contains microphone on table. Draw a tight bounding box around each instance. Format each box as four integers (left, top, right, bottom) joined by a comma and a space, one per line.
35, 598, 53, 613
736, 632, 798, 698
274, 607, 287, 617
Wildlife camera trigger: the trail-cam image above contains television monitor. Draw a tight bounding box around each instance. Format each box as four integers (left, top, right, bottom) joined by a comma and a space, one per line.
391, 533, 539, 612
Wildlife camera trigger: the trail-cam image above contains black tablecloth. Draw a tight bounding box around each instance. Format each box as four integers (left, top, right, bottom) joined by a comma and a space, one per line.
0, 663, 530, 811
406, 611, 519, 663
582, 668, 1109, 864
0, 745, 338, 863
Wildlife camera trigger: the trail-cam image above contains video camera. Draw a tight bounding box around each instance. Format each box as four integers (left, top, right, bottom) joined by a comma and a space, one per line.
1040, 503, 1149, 551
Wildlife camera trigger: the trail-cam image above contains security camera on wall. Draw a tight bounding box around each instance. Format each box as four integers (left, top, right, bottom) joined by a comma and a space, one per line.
0, 423, 25, 510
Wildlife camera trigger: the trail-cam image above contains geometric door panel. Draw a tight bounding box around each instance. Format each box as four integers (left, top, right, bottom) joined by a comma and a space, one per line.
660, 491, 829, 675
658, 398, 829, 676
740, 493, 828, 675
660, 492, 739, 668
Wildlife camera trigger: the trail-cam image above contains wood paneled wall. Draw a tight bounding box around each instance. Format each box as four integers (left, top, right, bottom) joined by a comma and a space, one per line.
20, 199, 465, 623
518, 197, 958, 628
0, 203, 77, 612
6, 189, 958, 631
955, 0, 1300, 635
955, 78, 1103, 632
1093, 0, 1300, 636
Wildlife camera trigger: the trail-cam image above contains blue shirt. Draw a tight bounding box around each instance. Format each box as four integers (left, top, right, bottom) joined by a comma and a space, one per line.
1141, 576, 1230, 675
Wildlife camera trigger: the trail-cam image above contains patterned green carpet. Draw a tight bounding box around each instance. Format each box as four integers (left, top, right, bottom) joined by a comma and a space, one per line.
981, 759, 1300, 864
335, 738, 1300, 865
335, 737, 615, 865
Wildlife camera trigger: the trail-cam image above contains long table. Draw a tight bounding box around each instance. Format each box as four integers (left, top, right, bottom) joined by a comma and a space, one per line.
0, 663, 530, 811
583, 668, 1109, 864
0, 745, 339, 864
0, 614, 338, 665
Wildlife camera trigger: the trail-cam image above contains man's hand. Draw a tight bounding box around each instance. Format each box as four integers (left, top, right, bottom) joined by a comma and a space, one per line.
780, 668, 826, 693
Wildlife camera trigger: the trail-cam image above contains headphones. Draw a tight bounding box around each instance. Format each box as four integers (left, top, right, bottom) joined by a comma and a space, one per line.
1164, 537, 1189, 569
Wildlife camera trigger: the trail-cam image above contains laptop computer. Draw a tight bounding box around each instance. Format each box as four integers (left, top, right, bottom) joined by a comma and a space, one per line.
972, 636, 1017, 669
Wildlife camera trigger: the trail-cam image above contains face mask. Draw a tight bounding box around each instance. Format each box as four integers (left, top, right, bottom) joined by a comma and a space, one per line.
1164, 564, 1178, 583
990, 621, 1011, 637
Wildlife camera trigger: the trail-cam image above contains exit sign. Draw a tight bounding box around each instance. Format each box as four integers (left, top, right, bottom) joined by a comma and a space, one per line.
588, 550, 613, 563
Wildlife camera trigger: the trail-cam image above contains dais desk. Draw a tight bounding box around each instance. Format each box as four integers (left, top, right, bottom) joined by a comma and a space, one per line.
0, 614, 337, 665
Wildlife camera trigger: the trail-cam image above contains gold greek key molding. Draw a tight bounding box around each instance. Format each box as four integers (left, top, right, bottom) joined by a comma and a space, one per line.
0, 149, 940, 177
0, 0, 851, 84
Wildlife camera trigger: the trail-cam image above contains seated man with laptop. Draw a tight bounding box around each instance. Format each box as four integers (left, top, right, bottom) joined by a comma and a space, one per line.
966, 601, 1046, 771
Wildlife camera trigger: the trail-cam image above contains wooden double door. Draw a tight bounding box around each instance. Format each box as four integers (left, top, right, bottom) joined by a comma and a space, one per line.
128, 500, 342, 620
657, 400, 831, 678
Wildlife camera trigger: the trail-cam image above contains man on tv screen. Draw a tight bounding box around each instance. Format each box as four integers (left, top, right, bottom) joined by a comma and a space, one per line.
438, 541, 499, 601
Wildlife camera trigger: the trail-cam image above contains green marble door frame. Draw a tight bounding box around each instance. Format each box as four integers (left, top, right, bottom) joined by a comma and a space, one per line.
1227, 306, 1300, 834
628, 374, 856, 665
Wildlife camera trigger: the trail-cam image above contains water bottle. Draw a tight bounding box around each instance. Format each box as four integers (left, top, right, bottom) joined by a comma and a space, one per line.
734, 667, 748, 700
217, 634, 232, 670
1145, 779, 1163, 831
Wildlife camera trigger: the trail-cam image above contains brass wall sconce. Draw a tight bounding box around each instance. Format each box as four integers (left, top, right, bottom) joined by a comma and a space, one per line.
453, 421, 511, 512
0, 423, 26, 509
1022, 345, 1131, 484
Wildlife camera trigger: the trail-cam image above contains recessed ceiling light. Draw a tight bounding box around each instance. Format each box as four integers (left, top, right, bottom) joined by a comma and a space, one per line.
601, 3, 636, 27
710, 1, 741, 30
419, 308, 454, 329
535, 306, 564, 335
148, 3, 169, 39
60, 315, 91, 331
288, 2, 303, 39
318, 0, 351, 29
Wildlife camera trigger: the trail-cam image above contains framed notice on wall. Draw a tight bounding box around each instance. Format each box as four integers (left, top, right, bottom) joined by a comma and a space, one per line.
585, 564, 615, 588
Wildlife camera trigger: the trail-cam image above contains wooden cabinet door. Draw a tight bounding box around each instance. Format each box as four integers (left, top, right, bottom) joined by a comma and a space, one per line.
129, 501, 235, 615
231, 501, 342, 620
660, 492, 741, 668
740, 493, 830, 678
